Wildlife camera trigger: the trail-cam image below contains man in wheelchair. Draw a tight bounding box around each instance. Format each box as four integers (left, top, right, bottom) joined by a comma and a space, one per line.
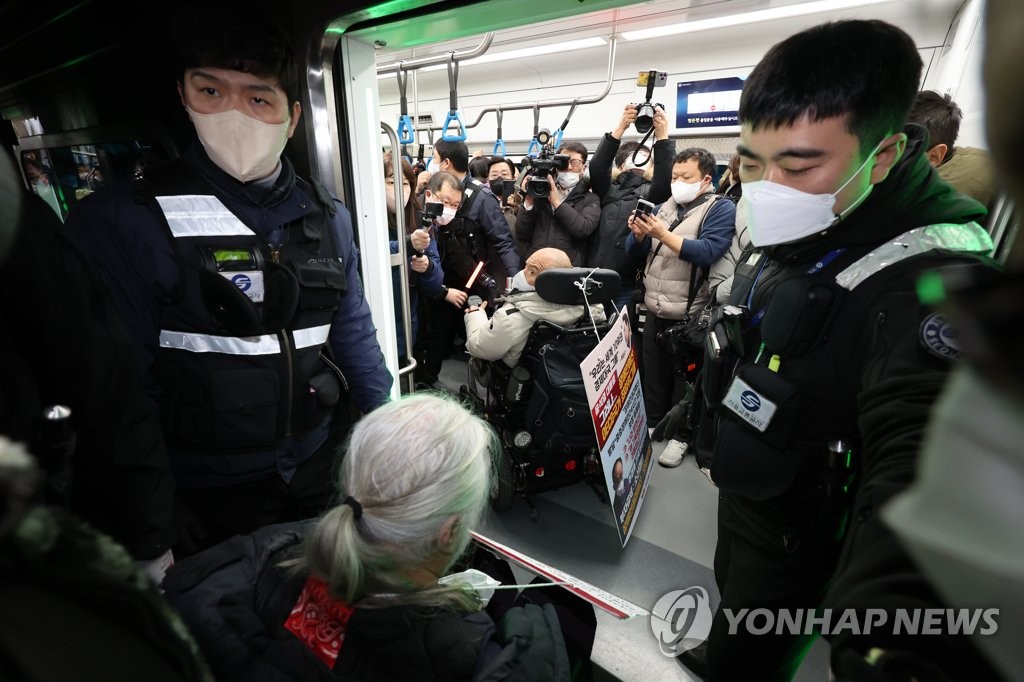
463, 247, 608, 369
461, 249, 621, 515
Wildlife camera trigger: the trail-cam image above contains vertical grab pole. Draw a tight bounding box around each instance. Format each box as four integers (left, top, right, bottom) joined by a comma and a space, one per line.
381, 121, 418, 394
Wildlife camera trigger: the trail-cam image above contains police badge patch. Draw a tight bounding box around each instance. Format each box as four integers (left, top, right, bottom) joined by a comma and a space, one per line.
919, 312, 962, 361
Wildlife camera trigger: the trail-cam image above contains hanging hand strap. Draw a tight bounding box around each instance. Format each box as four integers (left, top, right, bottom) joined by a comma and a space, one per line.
552, 99, 579, 149
526, 103, 541, 157
396, 64, 414, 145
492, 107, 506, 156
441, 55, 467, 142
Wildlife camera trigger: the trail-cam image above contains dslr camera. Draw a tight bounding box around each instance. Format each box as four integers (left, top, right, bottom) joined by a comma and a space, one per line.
634, 70, 668, 135
524, 129, 570, 199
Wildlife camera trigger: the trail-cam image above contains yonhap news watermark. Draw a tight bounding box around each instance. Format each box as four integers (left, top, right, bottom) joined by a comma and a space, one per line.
650, 586, 999, 658
719, 606, 1000, 637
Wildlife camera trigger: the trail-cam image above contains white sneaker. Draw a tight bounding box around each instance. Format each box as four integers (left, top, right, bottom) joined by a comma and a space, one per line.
658, 439, 688, 467
699, 466, 716, 486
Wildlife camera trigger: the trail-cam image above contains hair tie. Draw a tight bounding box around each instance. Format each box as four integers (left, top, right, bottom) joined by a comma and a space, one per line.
342, 496, 363, 520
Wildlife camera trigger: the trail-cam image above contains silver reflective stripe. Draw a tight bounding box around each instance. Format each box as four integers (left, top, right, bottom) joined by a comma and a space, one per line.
154, 195, 257, 238
835, 222, 993, 291
160, 330, 280, 355
293, 324, 331, 349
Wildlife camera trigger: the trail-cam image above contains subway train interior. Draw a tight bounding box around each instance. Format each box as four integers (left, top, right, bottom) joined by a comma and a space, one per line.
1, 0, 1020, 680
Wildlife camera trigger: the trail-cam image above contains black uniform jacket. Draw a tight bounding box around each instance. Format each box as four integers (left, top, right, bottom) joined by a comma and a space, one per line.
711, 124, 991, 547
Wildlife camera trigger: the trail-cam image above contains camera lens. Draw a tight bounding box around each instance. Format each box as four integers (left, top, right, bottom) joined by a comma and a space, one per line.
527, 175, 550, 198
635, 102, 654, 134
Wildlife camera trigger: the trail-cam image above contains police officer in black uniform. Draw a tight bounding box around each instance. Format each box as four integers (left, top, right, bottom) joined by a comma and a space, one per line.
666, 20, 998, 680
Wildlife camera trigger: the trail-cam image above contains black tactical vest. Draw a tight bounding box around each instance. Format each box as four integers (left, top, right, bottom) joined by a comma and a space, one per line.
139, 165, 348, 459
705, 221, 992, 507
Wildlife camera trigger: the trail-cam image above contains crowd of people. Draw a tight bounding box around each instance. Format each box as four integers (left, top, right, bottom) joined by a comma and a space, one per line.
0, 0, 1016, 680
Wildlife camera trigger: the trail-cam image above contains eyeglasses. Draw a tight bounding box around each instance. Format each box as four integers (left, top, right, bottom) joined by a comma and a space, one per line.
567, 159, 585, 170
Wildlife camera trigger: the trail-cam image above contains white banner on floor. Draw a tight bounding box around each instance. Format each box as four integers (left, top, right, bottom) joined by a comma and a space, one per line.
471, 531, 650, 619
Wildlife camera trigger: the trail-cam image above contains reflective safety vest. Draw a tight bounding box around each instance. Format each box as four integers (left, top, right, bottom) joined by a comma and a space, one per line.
143, 170, 348, 462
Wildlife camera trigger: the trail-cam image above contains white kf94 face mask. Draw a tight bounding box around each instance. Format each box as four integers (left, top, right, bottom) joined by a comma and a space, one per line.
671, 179, 703, 205
436, 206, 458, 226
743, 141, 884, 247
187, 106, 291, 183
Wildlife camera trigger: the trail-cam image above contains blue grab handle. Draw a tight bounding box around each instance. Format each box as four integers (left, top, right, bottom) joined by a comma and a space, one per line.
397, 114, 414, 144
492, 139, 507, 156
441, 111, 467, 142
553, 128, 564, 148
527, 137, 540, 157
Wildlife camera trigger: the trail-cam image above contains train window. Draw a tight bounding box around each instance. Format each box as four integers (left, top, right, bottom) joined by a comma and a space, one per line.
15, 132, 175, 221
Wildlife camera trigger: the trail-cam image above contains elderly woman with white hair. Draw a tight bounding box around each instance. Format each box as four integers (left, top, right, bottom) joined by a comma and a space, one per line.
163, 393, 572, 681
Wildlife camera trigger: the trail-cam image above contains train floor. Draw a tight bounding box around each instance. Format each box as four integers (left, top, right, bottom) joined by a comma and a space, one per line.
437, 353, 831, 682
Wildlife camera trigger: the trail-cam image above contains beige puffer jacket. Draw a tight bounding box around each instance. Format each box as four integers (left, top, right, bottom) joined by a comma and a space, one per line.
464, 290, 607, 367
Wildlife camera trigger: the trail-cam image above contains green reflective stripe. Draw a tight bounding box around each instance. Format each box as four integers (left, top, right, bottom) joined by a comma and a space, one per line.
835, 222, 993, 291
155, 195, 257, 238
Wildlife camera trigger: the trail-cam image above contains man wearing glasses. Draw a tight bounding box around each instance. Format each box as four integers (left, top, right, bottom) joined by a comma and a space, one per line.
515, 141, 601, 266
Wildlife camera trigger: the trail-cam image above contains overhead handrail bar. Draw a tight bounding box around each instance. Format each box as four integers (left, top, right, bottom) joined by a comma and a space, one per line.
407, 36, 619, 133
377, 32, 495, 75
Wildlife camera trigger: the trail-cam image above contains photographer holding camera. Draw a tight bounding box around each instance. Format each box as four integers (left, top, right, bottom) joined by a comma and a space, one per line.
585, 103, 674, 316
516, 136, 600, 266
414, 171, 478, 388
625, 147, 736, 468
486, 157, 525, 259
385, 157, 443, 367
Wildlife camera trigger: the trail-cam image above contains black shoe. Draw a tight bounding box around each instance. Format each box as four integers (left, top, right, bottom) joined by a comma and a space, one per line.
676, 640, 708, 679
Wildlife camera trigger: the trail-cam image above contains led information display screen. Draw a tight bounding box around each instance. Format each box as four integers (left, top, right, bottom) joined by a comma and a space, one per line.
675, 77, 745, 129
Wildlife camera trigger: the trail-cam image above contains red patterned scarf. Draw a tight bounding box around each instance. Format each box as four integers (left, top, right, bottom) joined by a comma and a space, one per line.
283, 576, 355, 668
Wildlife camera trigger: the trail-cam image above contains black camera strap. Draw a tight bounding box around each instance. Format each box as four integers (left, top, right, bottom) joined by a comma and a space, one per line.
646, 193, 715, 267
632, 128, 656, 167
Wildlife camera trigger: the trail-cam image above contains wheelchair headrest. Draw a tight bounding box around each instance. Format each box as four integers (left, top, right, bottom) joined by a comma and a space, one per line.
535, 268, 620, 305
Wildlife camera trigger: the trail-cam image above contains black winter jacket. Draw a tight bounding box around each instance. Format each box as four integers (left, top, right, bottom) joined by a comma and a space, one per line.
585, 134, 675, 281
0, 193, 175, 559
514, 178, 600, 265
163, 522, 571, 682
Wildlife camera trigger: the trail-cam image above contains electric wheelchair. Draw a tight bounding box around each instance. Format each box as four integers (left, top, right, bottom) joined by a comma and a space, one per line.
462, 268, 621, 521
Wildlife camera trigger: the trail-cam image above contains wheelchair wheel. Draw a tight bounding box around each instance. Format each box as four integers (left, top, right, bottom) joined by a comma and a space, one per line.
491, 449, 516, 512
